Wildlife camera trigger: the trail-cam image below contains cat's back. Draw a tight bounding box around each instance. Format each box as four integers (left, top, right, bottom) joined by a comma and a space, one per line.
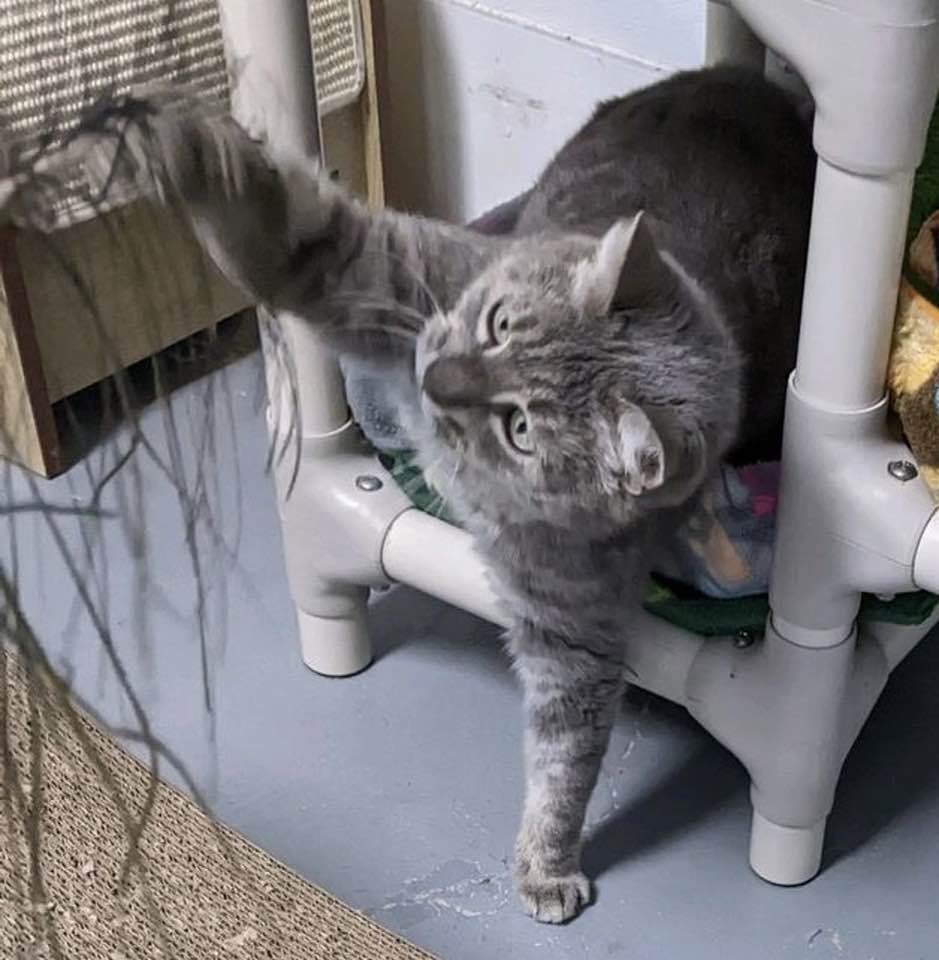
516, 66, 816, 459
516, 65, 814, 247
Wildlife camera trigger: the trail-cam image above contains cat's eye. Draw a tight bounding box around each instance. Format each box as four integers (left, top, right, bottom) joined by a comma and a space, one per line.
505, 407, 533, 454
486, 301, 512, 346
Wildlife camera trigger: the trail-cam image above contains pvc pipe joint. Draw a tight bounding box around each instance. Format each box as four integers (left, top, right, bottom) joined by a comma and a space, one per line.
732, 0, 939, 175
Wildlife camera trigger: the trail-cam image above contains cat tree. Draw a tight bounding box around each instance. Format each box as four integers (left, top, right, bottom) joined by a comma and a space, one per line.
220, 0, 939, 888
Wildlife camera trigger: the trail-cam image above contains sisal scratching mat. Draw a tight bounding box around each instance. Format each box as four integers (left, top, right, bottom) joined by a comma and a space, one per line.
0, 0, 367, 224
310, 0, 366, 115
0, 0, 231, 226
0, 654, 436, 960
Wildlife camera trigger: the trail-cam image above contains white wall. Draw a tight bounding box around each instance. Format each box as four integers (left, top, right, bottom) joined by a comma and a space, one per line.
380, 0, 705, 222
460, 0, 704, 70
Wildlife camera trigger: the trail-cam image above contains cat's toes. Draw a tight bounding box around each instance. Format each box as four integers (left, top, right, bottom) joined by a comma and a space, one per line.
516, 870, 592, 924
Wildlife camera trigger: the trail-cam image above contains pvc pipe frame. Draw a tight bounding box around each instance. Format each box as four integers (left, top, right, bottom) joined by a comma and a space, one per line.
219, 0, 939, 896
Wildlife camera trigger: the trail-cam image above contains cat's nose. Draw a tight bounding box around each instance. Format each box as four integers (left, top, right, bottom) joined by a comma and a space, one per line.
421, 356, 488, 409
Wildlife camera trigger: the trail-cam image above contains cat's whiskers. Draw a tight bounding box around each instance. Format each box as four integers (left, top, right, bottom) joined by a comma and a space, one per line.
413, 455, 444, 492
424, 451, 463, 520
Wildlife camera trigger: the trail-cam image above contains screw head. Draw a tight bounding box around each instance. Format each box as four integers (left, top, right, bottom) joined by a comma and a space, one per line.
887, 459, 918, 482
734, 629, 756, 649
355, 474, 383, 492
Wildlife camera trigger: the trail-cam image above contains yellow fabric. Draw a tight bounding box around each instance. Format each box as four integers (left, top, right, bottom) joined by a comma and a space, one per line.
888, 277, 939, 500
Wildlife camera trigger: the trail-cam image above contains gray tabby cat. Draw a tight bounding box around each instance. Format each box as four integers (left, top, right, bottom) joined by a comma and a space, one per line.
81, 66, 814, 922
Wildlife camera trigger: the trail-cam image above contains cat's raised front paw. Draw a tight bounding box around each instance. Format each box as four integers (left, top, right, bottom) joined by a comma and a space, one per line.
516, 870, 592, 924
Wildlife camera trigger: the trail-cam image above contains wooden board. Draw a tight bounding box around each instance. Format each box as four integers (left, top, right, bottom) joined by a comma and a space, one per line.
0, 201, 247, 476
361, 0, 386, 209
321, 0, 385, 208
0, 228, 61, 474
322, 104, 369, 197
20, 200, 246, 404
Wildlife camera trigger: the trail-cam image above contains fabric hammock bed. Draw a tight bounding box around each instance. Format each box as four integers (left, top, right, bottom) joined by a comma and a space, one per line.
381, 449, 938, 637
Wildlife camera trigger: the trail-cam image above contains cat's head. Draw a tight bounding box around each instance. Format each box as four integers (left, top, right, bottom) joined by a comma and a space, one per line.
415, 213, 726, 533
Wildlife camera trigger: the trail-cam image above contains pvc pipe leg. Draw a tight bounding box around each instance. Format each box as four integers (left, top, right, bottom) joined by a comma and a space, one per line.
705, 1, 765, 68
794, 162, 913, 410
218, 1, 382, 680
730, 0, 939, 176
297, 597, 373, 677
686, 622, 888, 889
749, 811, 826, 886
742, 624, 854, 886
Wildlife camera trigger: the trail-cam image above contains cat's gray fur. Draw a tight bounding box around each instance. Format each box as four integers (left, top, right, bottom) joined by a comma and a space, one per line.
86, 67, 814, 922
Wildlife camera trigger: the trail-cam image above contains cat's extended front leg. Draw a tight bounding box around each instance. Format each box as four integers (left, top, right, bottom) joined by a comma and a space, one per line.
510, 622, 625, 923
72, 89, 502, 366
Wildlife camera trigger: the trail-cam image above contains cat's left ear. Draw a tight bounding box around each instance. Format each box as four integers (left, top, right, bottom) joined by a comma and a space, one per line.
617, 406, 666, 496
574, 212, 675, 315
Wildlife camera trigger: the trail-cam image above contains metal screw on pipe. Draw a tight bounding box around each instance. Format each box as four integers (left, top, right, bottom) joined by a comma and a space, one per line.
887, 460, 918, 482
355, 475, 383, 492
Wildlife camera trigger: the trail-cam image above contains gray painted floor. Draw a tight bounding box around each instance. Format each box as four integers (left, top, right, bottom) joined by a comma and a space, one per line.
10, 351, 939, 960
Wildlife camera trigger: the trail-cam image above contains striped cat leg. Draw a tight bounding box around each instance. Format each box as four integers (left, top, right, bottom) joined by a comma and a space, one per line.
511, 625, 625, 923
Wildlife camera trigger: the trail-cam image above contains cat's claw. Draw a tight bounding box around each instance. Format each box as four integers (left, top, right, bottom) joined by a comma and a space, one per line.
516, 871, 592, 924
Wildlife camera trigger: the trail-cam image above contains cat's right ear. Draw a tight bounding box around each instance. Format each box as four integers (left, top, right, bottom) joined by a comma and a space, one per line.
637, 406, 710, 506
573, 212, 675, 315
617, 405, 666, 496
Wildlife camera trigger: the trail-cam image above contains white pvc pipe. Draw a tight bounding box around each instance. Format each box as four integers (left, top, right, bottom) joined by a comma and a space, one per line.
625, 609, 706, 705
218, 0, 320, 156
749, 812, 826, 886
705, 1, 765, 68
730, 0, 939, 176
793, 160, 914, 412
382, 509, 510, 627
913, 508, 939, 597
218, 0, 348, 435
381, 510, 705, 704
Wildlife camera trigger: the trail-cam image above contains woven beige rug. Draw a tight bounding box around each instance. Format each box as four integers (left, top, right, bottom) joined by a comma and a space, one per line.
0, 653, 435, 959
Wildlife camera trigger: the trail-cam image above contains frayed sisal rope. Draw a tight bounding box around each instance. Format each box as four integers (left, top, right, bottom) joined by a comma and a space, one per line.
0, 87, 222, 230
0, 142, 138, 231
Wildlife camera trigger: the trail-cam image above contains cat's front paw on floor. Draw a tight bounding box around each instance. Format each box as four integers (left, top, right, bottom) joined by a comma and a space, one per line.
516, 870, 592, 924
